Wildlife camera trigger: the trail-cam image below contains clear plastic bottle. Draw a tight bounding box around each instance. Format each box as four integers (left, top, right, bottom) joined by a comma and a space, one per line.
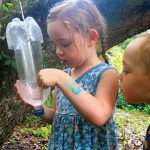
6, 17, 50, 107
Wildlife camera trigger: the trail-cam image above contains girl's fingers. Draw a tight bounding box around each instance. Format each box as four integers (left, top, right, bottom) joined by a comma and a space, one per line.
37, 74, 41, 86
37, 75, 43, 87
14, 80, 33, 108
14, 85, 26, 105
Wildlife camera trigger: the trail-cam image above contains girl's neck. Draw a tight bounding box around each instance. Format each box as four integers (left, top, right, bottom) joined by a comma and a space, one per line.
71, 55, 102, 80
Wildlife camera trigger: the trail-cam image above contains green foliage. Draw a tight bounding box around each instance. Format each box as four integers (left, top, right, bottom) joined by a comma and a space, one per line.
43, 55, 50, 68
0, 0, 30, 71
0, 51, 17, 70
44, 90, 53, 107
18, 92, 53, 138
115, 108, 149, 149
19, 115, 51, 139
1, 2, 13, 13
13, 92, 54, 149
32, 125, 51, 139
107, 45, 123, 73
0, 1, 16, 72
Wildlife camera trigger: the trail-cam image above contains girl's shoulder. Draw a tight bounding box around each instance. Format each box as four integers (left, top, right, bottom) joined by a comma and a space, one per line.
89, 62, 115, 77
97, 62, 113, 72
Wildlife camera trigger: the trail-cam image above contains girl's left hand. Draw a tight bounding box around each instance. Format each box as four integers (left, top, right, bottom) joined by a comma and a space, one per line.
37, 68, 68, 88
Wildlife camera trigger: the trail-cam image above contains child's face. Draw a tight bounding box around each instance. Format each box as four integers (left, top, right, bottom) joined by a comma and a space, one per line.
119, 39, 150, 104
47, 21, 91, 68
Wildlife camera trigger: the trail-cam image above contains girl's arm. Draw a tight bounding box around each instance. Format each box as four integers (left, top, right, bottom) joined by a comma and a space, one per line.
37, 88, 56, 124
38, 68, 118, 126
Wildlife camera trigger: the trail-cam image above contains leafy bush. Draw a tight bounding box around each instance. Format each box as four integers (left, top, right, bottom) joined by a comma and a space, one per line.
107, 45, 123, 73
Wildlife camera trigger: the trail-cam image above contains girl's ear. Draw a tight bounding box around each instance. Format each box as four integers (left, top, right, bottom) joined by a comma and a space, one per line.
88, 29, 98, 47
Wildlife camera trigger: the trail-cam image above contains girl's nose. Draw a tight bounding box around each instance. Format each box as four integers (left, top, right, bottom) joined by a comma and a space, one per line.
56, 46, 64, 56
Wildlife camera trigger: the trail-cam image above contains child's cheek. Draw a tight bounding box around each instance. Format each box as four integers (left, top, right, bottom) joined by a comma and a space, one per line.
119, 80, 134, 101
121, 84, 132, 101
124, 92, 131, 101
123, 88, 139, 103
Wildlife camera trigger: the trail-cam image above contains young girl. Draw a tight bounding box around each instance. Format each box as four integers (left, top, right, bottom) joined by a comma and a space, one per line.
15, 0, 118, 149
119, 33, 150, 150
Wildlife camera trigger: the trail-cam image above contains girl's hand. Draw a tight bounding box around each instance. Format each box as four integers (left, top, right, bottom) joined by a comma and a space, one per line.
37, 68, 69, 88
14, 80, 42, 108
14, 80, 33, 108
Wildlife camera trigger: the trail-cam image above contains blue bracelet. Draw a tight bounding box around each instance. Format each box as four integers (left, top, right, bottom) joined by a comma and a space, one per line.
34, 108, 44, 116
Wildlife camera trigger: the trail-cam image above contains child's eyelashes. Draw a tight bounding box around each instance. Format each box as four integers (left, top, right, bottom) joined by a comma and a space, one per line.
60, 42, 71, 48
53, 41, 71, 48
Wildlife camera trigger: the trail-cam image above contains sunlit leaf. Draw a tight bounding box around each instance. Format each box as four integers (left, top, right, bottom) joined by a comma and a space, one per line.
6, 3, 13, 7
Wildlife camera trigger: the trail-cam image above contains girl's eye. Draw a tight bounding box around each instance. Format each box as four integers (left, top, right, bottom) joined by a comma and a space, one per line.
60, 42, 71, 48
53, 42, 70, 48
53, 39, 72, 48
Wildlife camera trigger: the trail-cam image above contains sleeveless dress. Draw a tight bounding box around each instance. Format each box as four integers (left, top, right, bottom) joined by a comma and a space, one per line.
48, 62, 118, 150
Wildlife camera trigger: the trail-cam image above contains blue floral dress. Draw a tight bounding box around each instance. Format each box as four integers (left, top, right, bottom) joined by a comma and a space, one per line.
48, 62, 118, 150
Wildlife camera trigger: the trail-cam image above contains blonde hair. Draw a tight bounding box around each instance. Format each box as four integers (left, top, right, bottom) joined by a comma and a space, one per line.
47, 0, 108, 62
137, 33, 150, 73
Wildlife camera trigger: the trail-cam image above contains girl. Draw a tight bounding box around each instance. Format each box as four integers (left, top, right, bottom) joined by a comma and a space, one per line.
16, 0, 118, 149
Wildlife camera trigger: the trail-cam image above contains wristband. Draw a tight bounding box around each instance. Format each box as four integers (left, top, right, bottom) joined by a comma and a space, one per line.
34, 108, 44, 116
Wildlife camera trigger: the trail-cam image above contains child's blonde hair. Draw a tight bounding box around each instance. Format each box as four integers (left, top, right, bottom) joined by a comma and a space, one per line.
137, 33, 150, 73
47, 0, 108, 62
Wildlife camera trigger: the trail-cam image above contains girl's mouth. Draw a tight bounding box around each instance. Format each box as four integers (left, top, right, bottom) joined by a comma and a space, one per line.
61, 60, 68, 64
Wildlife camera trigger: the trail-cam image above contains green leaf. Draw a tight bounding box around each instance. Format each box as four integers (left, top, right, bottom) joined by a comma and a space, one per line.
11, 61, 17, 70
2, 4, 9, 12
4, 59, 11, 65
6, 3, 13, 7
1, 51, 10, 59
33, 129, 41, 135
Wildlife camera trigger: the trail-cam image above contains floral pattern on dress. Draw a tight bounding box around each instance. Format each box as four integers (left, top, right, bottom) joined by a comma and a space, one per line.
48, 62, 118, 150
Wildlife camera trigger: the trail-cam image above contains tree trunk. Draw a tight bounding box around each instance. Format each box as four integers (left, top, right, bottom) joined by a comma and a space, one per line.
0, 97, 30, 147
27, 0, 150, 48
97, 0, 150, 48
0, 0, 150, 147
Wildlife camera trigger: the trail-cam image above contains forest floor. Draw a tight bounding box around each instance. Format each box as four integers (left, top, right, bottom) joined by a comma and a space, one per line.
1, 108, 150, 150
